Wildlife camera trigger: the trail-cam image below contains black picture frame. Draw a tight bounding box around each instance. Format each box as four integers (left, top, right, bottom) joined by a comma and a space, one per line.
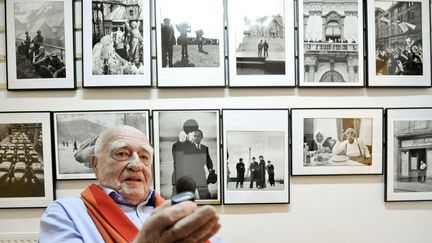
222, 109, 290, 204
5, 0, 76, 90
155, 0, 226, 87
291, 108, 384, 175
297, 0, 366, 87
227, 0, 296, 87
366, 0, 432, 87
152, 109, 221, 205
385, 107, 432, 201
0, 111, 54, 208
82, 0, 152, 88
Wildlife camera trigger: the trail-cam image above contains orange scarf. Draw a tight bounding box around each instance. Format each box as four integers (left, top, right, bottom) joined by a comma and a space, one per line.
81, 183, 165, 243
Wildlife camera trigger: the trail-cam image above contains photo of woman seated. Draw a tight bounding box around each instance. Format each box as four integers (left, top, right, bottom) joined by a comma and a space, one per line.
308, 129, 336, 153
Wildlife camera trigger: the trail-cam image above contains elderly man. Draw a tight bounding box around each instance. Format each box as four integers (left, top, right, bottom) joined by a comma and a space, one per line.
40, 125, 220, 242
332, 128, 371, 164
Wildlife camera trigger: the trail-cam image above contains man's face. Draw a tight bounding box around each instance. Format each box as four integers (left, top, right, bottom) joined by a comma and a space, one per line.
259, 156, 264, 161
193, 131, 203, 144
92, 129, 153, 205
346, 129, 356, 143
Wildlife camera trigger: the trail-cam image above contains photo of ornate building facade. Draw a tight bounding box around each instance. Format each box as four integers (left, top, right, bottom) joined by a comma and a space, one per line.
300, 0, 362, 84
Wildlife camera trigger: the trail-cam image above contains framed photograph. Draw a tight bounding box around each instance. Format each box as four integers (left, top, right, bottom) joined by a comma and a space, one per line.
0, 112, 53, 208
291, 108, 383, 175
82, 0, 151, 87
222, 109, 290, 204
227, 0, 295, 87
155, 0, 225, 87
298, 0, 365, 87
367, 0, 431, 87
385, 108, 432, 201
153, 110, 221, 204
53, 110, 150, 180
5, 0, 75, 90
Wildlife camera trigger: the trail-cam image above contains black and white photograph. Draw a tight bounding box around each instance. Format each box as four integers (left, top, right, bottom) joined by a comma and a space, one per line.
82, 0, 151, 87
386, 108, 432, 201
0, 112, 53, 208
156, 0, 225, 87
53, 110, 150, 180
223, 109, 289, 204
291, 109, 383, 175
298, 0, 364, 87
153, 110, 220, 204
227, 0, 295, 87
367, 0, 431, 87
6, 0, 75, 90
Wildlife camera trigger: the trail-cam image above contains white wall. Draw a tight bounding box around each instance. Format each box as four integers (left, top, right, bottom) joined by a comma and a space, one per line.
1, 1, 432, 243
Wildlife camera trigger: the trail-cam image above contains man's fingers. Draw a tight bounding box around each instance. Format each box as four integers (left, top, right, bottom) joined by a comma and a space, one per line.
143, 201, 197, 232
151, 200, 172, 214
135, 202, 220, 243
175, 214, 221, 243
165, 205, 219, 241
197, 219, 221, 243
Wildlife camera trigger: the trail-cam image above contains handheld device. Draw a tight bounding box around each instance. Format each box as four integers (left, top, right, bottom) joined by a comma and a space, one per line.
172, 191, 195, 204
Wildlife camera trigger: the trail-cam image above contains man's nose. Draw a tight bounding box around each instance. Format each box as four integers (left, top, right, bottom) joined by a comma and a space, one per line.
127, 152, 143, 170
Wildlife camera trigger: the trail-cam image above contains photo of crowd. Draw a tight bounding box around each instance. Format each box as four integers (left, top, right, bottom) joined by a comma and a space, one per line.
375, 38, 423, 75
375, 1, 424, 76
0, 124, 45, 198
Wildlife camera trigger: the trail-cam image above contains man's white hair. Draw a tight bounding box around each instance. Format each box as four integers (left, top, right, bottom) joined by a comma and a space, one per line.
344, 128, 357, 135
94, 125, 153, 157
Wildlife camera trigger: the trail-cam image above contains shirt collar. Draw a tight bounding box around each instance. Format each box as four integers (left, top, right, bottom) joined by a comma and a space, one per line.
98, 185, 155, 208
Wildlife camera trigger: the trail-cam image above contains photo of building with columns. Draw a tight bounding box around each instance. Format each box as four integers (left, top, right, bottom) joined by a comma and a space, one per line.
300, 0, 362, 84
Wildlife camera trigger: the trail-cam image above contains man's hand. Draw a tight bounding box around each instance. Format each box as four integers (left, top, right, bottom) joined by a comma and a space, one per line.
133, 200, 220, 243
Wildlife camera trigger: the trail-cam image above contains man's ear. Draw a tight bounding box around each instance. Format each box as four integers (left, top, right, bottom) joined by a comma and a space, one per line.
92, 155, 99, 178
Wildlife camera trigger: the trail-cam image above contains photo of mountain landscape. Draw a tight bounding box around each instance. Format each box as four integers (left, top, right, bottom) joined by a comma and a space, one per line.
6, 0, 75, 90
13, 1, 66, 79
53, 111, 149, 179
